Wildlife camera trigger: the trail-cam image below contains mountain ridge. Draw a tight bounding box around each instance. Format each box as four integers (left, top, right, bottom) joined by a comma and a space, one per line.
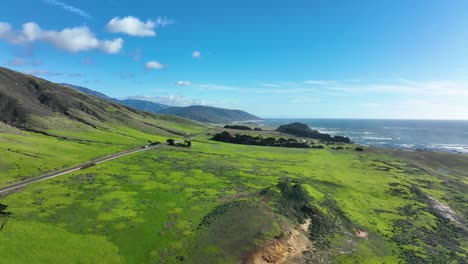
61, 83, 261, 123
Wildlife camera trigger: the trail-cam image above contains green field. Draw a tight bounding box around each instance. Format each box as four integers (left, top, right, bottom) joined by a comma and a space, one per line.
0, 115, 205, 187
1, 131, 466, 263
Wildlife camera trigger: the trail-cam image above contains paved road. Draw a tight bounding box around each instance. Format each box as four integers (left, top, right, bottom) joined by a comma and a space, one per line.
0, 145, 159, 195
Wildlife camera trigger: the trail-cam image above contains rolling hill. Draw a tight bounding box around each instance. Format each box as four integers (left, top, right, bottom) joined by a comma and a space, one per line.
1, 66, 466, 264
158, 105, 261, 123
61, 83, 261, 123
0, 66, 206, 185
61, 84, 170, 113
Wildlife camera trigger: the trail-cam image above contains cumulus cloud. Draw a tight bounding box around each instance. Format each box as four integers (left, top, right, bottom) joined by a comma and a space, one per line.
175, 80, 191, 86
106, 16, 174, 37
192, 51, 201, 59
43, 0, 91, 19
145, 61, 166, 70
0, 22, 123, 54
126, 95, 207, 107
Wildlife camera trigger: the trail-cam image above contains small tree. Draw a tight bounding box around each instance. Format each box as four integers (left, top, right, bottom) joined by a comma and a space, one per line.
0, 203, 11, 230
185, 140, 192, 147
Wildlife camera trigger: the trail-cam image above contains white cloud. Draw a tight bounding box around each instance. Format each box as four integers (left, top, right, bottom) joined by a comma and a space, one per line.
192, 51, 201, 59
24, 69, 63, 76
304, 80, 338, 86
0, 22, 123, 54
4, 57, 41, 67
155, 17, 175, 27
145, 61, 166, 70
126, 95, 207, 107
195, 84, 242, 91
175, 81, 192, 86
43, 0, 91, 19
106, 16, 173, 37
257, 83, 281, 88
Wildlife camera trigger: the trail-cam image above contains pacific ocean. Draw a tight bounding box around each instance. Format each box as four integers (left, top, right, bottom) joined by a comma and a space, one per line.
259, 119, 468, 153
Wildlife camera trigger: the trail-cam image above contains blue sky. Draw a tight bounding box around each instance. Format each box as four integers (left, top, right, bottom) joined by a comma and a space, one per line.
1, 0, 468, 119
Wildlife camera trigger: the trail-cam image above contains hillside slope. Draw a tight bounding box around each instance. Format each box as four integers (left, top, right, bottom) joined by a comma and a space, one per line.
0, 67, 206, 186
61, 83, 260, 123
159, 105, 261, 123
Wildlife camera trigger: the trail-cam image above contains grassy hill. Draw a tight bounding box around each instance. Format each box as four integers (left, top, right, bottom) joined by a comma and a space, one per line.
0, 66, 466, 264
0, 67, 206, 186
158, 105, 261, 123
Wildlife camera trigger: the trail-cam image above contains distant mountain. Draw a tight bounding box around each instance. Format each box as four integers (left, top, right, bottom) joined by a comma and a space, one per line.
119, 99, 169, 113
62, 83, 261, 123
61, 83, 170, 113
60, 83, 117, 102
158, 105, 261, 123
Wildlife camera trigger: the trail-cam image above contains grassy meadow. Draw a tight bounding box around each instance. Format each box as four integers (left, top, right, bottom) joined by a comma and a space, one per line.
0, 115, 205, 187
1, 131, 466, 263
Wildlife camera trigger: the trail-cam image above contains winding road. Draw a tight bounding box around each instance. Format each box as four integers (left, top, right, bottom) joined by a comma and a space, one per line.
0, 144, 160, 195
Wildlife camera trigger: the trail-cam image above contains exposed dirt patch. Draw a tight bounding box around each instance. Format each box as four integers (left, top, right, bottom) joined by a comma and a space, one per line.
355, 229, 368, 239
427, 195, 463, 225
244, 220, 312, 264
300, 218, 311, 233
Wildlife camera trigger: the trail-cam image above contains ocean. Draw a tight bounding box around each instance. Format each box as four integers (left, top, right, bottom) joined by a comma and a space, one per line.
259, 119, 468, 154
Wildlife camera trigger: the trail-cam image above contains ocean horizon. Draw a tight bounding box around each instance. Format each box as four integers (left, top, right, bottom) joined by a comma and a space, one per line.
258, 118, 468, 154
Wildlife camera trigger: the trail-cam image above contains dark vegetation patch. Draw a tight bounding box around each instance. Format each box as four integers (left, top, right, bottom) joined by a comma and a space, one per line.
224, 125, 252, 130
263, 177, 350, 249
0, 203, 11, 230
369, 159, 406, 173
5, 148, 40, 158
211, 131, 317, 149
197, 200, 250, 229
0, 92, 29, 127
374, 208, 394, 214
192, 201, 279, 264
276, 122, 351, 143
390, 185, 468, 263
386, 183, 412, 198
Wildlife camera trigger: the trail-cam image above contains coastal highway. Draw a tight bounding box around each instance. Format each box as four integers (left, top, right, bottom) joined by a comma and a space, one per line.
0, 144, 160, 195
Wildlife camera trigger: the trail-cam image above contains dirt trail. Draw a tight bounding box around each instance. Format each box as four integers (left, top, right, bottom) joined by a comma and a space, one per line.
427, 195, 463, 225
245, 219, 312, 264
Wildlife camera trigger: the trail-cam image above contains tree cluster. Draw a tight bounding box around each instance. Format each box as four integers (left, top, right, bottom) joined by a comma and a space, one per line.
0, 92, 29, 127
223, 125, 252, 130
211, 131, 316, 148
276, 122, 351, 143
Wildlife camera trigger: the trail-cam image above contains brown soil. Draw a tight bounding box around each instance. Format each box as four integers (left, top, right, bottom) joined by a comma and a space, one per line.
355, 229, 368, 239
244, 219, 312, 264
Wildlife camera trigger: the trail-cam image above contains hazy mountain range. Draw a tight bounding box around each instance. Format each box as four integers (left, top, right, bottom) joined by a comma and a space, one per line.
61, 83, 260, 123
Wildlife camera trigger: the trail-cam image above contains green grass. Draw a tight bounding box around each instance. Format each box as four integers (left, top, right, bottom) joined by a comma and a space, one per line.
0, 115, 206, 187
0, 136, 466, 263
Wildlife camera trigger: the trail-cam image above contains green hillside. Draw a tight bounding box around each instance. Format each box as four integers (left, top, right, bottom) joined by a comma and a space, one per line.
0, 66, 466, 263
0, 67, 206, 187
0, 130, 467, 263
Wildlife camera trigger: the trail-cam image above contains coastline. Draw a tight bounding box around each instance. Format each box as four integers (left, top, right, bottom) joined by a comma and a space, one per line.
231, 118, 468, 154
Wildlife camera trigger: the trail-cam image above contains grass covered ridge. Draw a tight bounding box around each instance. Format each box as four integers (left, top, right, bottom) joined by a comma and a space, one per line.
0, 133, 466, 263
